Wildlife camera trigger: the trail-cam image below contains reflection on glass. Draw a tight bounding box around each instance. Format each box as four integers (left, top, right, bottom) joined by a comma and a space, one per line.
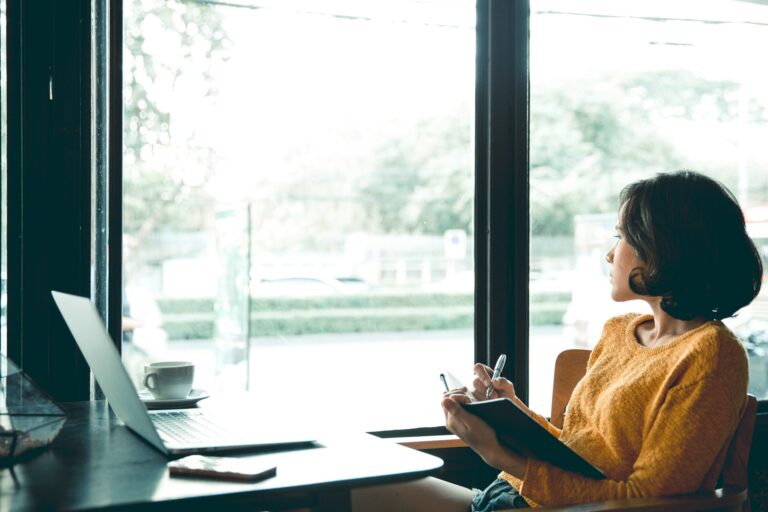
122, 0, 476, 431
530, 0, 768, 413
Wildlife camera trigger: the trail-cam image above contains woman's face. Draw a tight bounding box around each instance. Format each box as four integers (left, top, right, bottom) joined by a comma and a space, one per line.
605, 225, 645, 302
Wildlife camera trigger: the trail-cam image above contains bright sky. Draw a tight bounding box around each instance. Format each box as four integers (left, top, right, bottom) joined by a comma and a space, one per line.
205, 1, 475, 200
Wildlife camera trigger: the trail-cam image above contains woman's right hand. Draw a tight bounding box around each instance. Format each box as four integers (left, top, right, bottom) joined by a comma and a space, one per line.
470, 363, 518, 401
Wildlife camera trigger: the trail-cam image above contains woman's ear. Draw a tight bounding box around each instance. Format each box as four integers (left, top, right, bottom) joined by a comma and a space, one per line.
628, 267, 649, 295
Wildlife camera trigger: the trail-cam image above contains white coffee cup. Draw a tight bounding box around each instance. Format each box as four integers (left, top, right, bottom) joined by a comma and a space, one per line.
143, 361, 194, 400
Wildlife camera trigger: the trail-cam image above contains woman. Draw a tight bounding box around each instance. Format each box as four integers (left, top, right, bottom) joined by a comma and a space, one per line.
352, 171, 763, 511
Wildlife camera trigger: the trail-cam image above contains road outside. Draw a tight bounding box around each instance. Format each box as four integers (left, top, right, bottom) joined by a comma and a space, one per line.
160, 326, 576, 432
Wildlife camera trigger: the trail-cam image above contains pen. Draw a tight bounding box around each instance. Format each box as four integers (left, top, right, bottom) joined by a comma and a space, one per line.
439, 373, 449, 392
485, 354, 507, 399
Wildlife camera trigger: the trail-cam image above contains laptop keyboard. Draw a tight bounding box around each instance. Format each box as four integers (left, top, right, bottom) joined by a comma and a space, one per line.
151, 410, 233, 445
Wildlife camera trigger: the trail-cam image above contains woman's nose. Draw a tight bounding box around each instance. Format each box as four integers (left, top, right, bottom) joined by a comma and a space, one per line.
605, 248, 614, 263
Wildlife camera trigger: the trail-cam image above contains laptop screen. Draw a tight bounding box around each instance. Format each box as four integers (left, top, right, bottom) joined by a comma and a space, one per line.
52, 291, 167, 454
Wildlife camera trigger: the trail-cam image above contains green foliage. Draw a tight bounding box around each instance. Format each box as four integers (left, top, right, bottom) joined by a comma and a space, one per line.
530, 303, 569, 325
122, 9, 767, 256
157, 292, 477, 314
350, 70, 750, 238
156, 297, 213, 314
529, 71, 758, 236
123, 0, 230, 238
622, 70, 754, 123
165, 320, 215, 340
158, 290, 572, 340
357, 112, 473, 235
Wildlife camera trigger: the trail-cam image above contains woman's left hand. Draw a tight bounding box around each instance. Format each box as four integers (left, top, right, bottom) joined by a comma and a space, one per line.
441, 393, 529, 478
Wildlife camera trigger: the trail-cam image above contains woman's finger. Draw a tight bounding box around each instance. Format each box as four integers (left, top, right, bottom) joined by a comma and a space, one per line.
489, 377, 516, 399
442, 391, 472, 405
442, 398, 471, 435
448, 393, 472, 404
443, 385, 468, 396
473, 363, 493, 385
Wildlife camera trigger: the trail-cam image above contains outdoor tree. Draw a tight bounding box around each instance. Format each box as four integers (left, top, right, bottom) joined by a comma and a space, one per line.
529, 70, 765, 236
353, 70, 763, 239
123, 0, 230, 257
357, 112, 473, 235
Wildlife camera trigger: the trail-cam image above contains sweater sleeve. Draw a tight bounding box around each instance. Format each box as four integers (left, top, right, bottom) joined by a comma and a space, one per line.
528, 408, 562, 438
521, 317, 623, 441
518, 374, 745, 506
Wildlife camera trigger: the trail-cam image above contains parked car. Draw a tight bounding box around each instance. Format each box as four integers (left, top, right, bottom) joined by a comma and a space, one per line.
250, 276, 371, 297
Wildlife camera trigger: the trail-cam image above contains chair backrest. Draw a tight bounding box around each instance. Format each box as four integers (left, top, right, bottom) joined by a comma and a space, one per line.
549, 349, 758, 510
550, 349, 591, 429
719, 394, 757, 491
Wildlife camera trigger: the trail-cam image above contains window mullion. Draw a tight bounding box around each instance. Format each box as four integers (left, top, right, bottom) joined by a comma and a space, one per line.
478, 0, 530, 403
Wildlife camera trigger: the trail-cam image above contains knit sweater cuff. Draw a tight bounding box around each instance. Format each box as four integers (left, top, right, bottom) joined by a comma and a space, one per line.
500, 469, 541, 508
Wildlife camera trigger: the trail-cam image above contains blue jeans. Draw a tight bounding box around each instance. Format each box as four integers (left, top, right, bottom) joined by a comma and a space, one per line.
472, 477, 531, 511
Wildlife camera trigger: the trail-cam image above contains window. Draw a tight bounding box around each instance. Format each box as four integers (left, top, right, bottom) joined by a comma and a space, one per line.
122, 0, 476, 431
10, 0, 763, 422
529, 0, 768, 413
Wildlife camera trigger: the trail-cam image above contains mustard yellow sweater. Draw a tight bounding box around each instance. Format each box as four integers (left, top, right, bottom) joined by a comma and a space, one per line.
500, 313, 748, 507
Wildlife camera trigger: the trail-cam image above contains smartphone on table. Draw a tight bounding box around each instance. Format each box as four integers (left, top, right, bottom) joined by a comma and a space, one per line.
168, 455, 277, 482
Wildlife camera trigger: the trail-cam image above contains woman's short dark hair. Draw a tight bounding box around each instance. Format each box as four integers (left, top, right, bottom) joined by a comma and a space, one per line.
619, 170, 763, 320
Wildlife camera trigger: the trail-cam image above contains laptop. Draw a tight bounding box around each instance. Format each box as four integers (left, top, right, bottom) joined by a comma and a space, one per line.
52, 290, 316, 456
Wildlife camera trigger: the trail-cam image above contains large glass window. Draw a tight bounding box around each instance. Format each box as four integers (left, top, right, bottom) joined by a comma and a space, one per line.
122, 0, 476, 431
530, 0, 768, 413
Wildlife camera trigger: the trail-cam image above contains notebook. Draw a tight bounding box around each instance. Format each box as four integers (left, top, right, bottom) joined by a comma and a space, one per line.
462, 398, 605, 479
52, 290, 316, 456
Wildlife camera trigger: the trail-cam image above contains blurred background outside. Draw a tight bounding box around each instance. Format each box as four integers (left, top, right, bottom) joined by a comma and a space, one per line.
3, 0, 768, 431
119, 0, 768, 430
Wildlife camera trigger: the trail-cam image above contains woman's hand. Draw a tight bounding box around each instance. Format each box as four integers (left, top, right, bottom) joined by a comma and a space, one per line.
471, 363, 518, 402
441, 393, 500, 462
441, 394, 529, 477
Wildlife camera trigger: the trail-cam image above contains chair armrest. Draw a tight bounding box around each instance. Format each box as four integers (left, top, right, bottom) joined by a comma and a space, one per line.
388, 434, 467, 450
528, 486, 747, 512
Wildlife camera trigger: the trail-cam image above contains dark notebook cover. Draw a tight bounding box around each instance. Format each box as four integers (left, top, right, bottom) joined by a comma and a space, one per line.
462, 398, 605, 479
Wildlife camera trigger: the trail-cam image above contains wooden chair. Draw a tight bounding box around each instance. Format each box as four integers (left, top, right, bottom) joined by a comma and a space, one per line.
535, 349, 757, 512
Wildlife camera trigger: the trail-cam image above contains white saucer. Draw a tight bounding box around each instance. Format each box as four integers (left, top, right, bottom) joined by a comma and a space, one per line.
139, 388, 210, 409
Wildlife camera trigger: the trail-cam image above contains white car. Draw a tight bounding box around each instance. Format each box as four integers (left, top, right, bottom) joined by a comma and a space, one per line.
250, 276, 371, 297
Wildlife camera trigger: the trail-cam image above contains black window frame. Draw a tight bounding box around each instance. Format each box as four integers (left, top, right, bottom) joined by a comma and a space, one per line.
476, 0, 530, 404
6, 0, 94, 401
3, 0, 122, 402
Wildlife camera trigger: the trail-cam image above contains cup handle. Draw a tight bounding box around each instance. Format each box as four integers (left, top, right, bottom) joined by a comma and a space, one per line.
143, 372, 158, 390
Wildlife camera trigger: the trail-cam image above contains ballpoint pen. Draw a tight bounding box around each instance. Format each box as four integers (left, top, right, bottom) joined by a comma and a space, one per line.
485, 354, 507, 399
439, 373, 449, 392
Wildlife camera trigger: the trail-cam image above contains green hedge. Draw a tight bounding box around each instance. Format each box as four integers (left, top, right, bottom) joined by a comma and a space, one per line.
158, 293, 475, 315
159, 292, 570, 340
157, 291, 570, 315
156, 298, 214, 314
164, 321, 214, 340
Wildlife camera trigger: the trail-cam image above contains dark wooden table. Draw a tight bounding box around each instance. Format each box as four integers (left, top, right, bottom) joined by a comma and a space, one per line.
0, 400, 444, 511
